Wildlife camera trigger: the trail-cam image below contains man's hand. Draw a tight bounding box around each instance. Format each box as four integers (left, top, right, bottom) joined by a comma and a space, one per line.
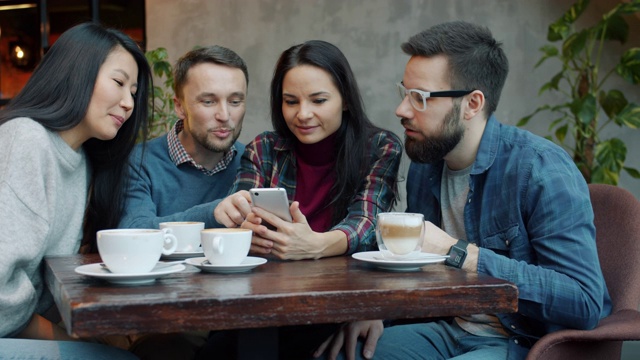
421, 221, 479, 272
213, 190, 252, 227
313, 320, 384, 360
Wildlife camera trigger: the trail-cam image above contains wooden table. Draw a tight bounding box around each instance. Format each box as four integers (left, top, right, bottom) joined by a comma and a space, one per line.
45, 253, 518, 358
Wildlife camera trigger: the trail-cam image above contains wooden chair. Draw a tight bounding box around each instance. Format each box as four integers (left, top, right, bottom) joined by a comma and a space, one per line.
526, 184, 640, 359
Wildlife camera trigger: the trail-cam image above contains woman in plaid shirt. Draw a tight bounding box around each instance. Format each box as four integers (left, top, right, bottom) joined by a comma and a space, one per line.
214, 40, 402, 260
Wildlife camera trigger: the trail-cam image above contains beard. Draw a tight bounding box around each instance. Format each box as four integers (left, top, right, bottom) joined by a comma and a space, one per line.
192, 124, 242, 153
403, 102, 464, 164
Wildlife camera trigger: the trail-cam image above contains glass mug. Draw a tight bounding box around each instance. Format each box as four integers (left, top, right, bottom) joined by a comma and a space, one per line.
376, 212, 425, 259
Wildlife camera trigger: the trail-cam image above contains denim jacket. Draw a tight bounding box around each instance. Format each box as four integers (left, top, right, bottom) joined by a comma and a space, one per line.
407, 116, 612, 359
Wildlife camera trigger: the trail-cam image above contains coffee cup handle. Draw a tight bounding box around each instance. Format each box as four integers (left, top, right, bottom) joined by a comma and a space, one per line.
212, 236, 224, 254
161, 228, 178, 255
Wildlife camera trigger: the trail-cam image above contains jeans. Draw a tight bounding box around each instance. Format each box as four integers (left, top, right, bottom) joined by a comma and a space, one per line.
0, 339, 139, 360
336, 319, 509, 360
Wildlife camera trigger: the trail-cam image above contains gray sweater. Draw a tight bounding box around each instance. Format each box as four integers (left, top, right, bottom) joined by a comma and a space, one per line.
0, 118, 88, 337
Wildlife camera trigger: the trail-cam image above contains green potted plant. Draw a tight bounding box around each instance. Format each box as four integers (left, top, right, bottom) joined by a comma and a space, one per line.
518, 0, 640, 185
145, 47, 178, 140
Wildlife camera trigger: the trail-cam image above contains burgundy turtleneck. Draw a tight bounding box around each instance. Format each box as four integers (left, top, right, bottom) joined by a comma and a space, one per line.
294, 132, 337, 232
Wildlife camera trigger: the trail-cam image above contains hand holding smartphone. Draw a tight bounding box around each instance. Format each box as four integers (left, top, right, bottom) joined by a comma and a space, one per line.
249, 188, 293, 222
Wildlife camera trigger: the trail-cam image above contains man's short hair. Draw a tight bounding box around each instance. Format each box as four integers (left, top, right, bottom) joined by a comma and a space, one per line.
402, 21, 509, 116
173, 45, 249, 99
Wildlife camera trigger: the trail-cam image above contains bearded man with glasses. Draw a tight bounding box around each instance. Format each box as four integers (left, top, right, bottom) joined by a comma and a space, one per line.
314, 21, 610, 360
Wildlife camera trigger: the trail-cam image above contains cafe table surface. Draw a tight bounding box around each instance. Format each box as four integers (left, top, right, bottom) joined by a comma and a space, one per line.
45, 253, 518, 340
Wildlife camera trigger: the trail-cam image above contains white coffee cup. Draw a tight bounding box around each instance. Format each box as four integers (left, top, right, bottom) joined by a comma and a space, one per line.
159, 221, 205, 252
97, 229, 178, 274
376, 212, 425, 259
201, 228, 252, 266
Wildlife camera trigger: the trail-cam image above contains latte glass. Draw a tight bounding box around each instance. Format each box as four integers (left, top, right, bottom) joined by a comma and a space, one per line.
376, 212, 425, 259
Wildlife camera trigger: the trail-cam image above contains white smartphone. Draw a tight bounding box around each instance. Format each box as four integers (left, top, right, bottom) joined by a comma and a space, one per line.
249, 188, 293, 222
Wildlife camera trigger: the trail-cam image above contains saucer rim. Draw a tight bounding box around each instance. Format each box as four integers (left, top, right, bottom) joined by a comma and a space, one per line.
75, 263, 186, 279
161, 249, 204, 260
185, 256, 267, 269
352, 251, 447, 267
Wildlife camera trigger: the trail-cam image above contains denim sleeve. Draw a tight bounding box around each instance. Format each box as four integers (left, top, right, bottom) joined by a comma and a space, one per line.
478, 150, 609, 331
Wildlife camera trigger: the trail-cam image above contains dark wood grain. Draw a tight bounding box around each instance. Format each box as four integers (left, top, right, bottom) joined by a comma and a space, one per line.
45, 254, 518, 338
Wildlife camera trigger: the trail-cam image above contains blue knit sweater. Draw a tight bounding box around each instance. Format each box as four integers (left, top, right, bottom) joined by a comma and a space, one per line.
118, 134, 244, 229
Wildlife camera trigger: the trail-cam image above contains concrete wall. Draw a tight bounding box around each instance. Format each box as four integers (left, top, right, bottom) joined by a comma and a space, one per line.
146, 0, 640, 208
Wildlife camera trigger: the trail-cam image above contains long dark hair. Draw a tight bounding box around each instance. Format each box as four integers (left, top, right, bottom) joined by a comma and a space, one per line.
0, 22, 151, 252
270, 40, 386, 225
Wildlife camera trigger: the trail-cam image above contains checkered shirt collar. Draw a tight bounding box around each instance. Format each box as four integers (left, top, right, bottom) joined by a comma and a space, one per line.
167, 119, 236, 176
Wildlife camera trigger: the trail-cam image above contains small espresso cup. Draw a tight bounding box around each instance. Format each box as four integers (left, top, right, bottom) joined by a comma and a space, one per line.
201, 228, 252, 266
97, 229, 178, 274
159, 221, 205, 252
376, 212, 425, 259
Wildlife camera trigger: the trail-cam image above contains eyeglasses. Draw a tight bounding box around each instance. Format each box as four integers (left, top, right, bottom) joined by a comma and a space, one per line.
396, 82, 474, 112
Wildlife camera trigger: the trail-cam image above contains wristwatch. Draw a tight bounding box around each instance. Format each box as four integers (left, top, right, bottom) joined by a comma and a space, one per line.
445, 239, 469, 268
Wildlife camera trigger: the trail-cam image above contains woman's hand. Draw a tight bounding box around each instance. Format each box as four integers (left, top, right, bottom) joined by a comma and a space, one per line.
241, 201, 346, 259
213, 190, 252, 228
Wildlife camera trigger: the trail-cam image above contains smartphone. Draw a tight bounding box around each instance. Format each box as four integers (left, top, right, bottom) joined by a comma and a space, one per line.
249, 188, 293, 222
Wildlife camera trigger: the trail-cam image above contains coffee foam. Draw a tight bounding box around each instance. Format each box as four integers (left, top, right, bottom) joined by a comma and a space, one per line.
380, 216, 423, 227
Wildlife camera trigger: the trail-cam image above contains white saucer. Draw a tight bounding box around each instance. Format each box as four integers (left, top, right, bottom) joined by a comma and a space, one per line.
185, 257, 267, 274
161, 248, 204, 260
352, 251, 448, 271
75, 263, 186, 285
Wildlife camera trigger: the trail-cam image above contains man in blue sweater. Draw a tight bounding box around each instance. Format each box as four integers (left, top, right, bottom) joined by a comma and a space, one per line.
119, 45, 248, 229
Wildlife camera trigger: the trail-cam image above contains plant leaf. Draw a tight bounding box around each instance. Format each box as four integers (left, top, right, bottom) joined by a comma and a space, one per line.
517, 115, 533, 127
616, 48, 640, 84
624, 166, 640, 179
612, 1, 640, 16
596, 14, 629, 43
614, 103, 640, 128
595, 138, 626, 172
549, 0, 591, 41
548, 116, 568, 131
517, 105, 550, 126
591, 167, 619, 185
600, 89, 628, 118
571, 93, 597, 124
540, 71, 566, 95
535, 45, 560, 68
562, 30, 589, 59
555, 124, 569, 143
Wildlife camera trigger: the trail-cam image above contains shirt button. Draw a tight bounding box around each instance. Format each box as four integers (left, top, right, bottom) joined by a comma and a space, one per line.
505, 240, 510, 246
511, 325, 516, 330
514, 339, 519, 345
468, 198, 471, 203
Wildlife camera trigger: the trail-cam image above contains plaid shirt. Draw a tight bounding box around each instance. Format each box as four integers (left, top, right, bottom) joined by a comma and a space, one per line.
167, 119, 236, 175
230, 130, 402, 254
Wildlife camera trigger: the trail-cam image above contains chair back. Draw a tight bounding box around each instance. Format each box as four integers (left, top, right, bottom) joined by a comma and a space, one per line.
589, 184, 640, 312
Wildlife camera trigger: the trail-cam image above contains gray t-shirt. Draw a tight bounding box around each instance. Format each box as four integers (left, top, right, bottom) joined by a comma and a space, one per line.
441, 164, 509, 338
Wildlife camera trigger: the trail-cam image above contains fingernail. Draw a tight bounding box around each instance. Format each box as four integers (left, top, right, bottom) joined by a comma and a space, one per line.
364, 350, 373, 359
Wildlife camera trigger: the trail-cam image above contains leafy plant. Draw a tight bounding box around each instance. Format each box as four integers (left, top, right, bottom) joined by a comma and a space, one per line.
518, 0, 640, 185
145, 47, 178, 140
